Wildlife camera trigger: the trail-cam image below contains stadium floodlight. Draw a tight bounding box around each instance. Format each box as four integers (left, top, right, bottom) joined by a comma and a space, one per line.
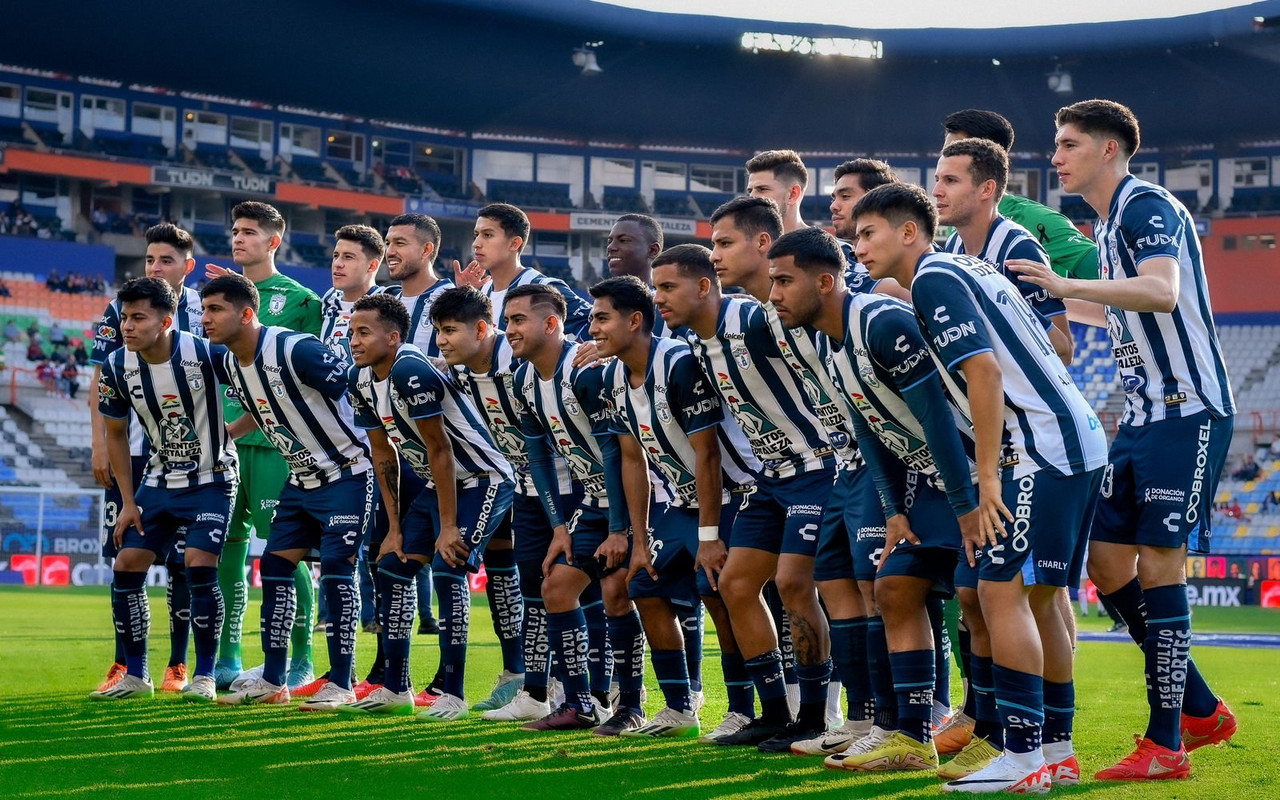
1047, 68, 1073, 94
740, 31, 883, 59
572, 42, 604, 75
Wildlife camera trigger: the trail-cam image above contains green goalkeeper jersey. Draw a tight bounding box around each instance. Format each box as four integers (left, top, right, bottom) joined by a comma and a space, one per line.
999, 194, 1099, 280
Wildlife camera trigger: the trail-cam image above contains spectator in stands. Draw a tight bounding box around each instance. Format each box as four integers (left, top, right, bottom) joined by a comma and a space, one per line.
45, 270, 60, 291
13, 205, 34, 236
1224, 499, 1248, 522
60, 355, 80, 399
71, 338, 89, 364
26, 337, 45, 362
35, 359, 54, 393
26, 320, 38, 339
0, 279, 9, 298
48, 321, 66, 347
91, 206, 109, 232
3, 319, 19, 342
1263, 489, 1280, 512
1232, 454, 1261, 482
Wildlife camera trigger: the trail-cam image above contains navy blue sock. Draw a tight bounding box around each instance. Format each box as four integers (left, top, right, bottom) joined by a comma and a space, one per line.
796, 659, 832, 727
993, 664, 1043, 755
321, 561, 359, 692
832, 617, 873, 721
582, 596, 611, 695
518, 559, 548, 699
483, 548, 524, 675
166, 556, 190, 668
970, 655, 1002, 748
721, 652, 755, 717
607, 609, 646, 711
746, 649, 791, 723
258, 554, 296, 687
433, 570, 471, 699
890, 649, 936, 743
378, 555, 420, 694
111, 584, 126, 665
652, 648, 691, 712
1143, 584, 1192, 750
186, 566, 222, 678
415, 566, 435, 622
958, 625, 976, 718
926, 595, 951, 710
677, 601, 704, 693
867, 616, 897, 730
1043, 680, 1074, 745
547, 607, 593, 711
112, 570, 149, 679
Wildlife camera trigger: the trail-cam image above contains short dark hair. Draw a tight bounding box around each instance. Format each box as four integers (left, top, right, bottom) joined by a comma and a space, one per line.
144, 223, 194, 259
430, 286, 493, 327
1055, 99, 1141, 158
943, 109, 1016, 151
334, 224, 386, 260
833, 159, 898, 192
506, 283, 566, 321
614, 213, 663, 250
710, 195, 782, 240
589, 276, 655, 334
387, 213, 442, 262
851, 183, 938, 240
352, 292, 409, 340
745, 150, 808, 189
200, 273, 260, 312
940, 138, 1009, 199
117, 276, 176, 314
478, 203, 531, 246
766, 227, 844, 275
652, 243, 715, 281
231, 201, 285, 237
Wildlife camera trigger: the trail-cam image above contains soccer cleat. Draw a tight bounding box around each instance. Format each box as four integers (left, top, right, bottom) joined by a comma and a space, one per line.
297, 682, 357, 712
362, 620, 381, 634
758, 720, 828, 754
291, 675, 331, 699
715, 716, 792, 747
1094, 735, 1191, 781
481, 690, 551, 722
942, 754, 1051, 794
1047, 754, 1080, 787
337, 686, 415, 716
1182, 698, 1238, 751
690, 690, 705, 714
700, 711, 753, 744
213, 659, 242, 691
835, 730, 938, 772
352, 680, 382, 701
937, 736, 1001, 780
522, 703, 597, 731
217, 676, 290, 706
623, 707, 700, 739
286, 660, 315, 691
417, 693, 470, 721
414, 685, 443, 708
181, 675, 217, 703
823, 725, 891, 769
90, 674, 154, 700
593, 707, 645, 737
96, 662, 126, 693
934, 711, 976, 755
160, 664, 188, 692
791, 718, 874, 755
473, 670, 524, 712
417, 617, 440, 635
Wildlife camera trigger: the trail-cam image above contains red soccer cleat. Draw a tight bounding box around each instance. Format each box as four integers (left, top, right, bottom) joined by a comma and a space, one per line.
1095, 735, 1190, 781
353, 680, 382, 701
1182, 699, 1238, 751
291, 676, 331, 698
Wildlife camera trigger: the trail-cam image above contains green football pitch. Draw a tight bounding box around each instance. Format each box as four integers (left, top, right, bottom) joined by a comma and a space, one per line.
2, 586, 1277, 799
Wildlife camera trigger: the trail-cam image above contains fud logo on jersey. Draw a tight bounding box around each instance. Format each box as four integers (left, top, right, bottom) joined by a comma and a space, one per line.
269, 293, 287, 315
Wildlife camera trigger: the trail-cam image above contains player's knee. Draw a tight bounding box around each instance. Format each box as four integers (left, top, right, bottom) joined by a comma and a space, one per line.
957, 589, 986, 636
114, 549, 154, 573
773, 569, 815, 608
376, 554, 420, 582
259, 552, 295, 580
320, 556, 356, 581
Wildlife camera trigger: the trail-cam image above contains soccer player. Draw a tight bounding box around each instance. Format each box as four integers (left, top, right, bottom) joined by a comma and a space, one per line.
591, 275, 761, 738
508, 284, 640, 732
203, 273, 372, 711
90, 222, 206, 694
746, 150, 810, 234
652, 243, 837, 749
1012, 99, 1238, 780
212, 202, 323, 692
852, 182, 1109, 793
339, 293, 515, 718
90, 277, 237, 702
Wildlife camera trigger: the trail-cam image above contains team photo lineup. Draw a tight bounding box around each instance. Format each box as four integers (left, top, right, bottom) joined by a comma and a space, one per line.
76, 94, 1247, 796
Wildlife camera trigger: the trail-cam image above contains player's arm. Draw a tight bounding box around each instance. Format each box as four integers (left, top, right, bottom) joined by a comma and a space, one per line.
516, 384, 573, 572
957, 351, 1014, 562
690, 426, 728, 590
1064, 298, 1107, 328
367, 426, 406, 561
102, 414, 141, 546
1046, 313, 1074, 365
414, 413, 464, 566
618, 433, 655, 579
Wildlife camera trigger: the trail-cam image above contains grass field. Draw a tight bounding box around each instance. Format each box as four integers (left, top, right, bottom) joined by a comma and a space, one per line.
2, 586, 1277, 799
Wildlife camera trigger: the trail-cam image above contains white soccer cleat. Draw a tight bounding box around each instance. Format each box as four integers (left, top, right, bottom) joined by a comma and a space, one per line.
791, 718, 874, 755
181, 675, 217, 703
90, 674, 154, 701
297, 681, 355, 712
417, 692, 470, 721
229, 664, 265, 691
690, 690, 706, 714
823, 724, 891, 769
623, 706, 700, 739
942, 754, 1052, 794
480, 689, 551, 721
217, 676, 290, 706
337, 686, 415, 716
699, 711, 753, 744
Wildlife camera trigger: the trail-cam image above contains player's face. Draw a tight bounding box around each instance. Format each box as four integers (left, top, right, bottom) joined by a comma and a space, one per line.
853, 213, 906, 281
473, 217, 519, 269
933, 154, 982, 227
588, 296, 635, 359
230, 218, 275, 268
384, 224, 430, 282
434, 317, 484, 366
199, 293, 245, 345
747, 171, 792, 209
503, 296, 548, 359
119, 300, 170, 352
710, 218, 764, 288
830, 174, 869, 239
1052, 123, 1105, 195
768, 256, 822, 328
144, 243, 194, 293
652, 263, 704, 329
331, 239, 377, 294
606, 220, 653, 278
348, 309, 395, 368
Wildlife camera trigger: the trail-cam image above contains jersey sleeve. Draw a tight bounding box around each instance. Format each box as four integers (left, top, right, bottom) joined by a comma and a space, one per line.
96, 358, 129, 419
89, 302, 121, 366
573, 365, 616, 437
670, 354, 723, 434
392, 358, 446, 420
544, 277, 592, 341
290, 286, 324, 336
1004, 238, 1067, 319
911, 270, 993, 372
348, 367, 380, 430
1003, 195, 1099, 279
743, 302, 783, 357
289, 335, 350, 401
1120, 192, 1187, 266
601, 364, 631, 437
207, 344, 233, 386
866, 307, 938, 392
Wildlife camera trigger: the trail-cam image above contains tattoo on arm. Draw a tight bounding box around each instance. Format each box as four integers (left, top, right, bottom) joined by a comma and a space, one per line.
379, 458, 399, 511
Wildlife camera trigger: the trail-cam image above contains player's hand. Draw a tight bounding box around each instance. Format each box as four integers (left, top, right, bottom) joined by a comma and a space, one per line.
877, 513, 920, 573
1007, 258, 1070, 299
91, 447, 113, 488
696, 539, 728, 592
957, 508, 983, 568
976, 476, 1013, 550
204, 263, 235, 281
435, 524, 470, 569
595, 532, 631, 571
453, 259, 486, 289
378, 528, 407, 563
625, 543, 658, 585
114, 503, 143, 548
570, 341, 611, 369
543, 525, 573, 577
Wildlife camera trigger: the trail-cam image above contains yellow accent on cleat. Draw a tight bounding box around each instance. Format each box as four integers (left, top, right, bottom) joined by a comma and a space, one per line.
840, 730, 939, 772
938, 736, 1001, 780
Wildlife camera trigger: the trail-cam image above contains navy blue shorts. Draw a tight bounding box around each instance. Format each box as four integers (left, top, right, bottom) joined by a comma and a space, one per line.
981, 467, 1103, 587
851, 476, 887, 584
815, 466, 873, 582
365, 462, 426, 557
1091, 411, 1233, 554
732, 467, 836, 557
401, 484, 440, 558
267, 472, 375, 563
876, 475, 961, 596
433, 480, 515, 575
120, 481, 235, 559
630, 494, 744, 602
553, 502, 630, 580
511, 487, 584, 567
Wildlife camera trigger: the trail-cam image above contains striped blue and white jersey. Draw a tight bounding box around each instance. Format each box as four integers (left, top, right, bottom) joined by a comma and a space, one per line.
819, 293, 976, 487
319, 284, 393, 361
944, 215, 1067, 321
683, 297, 834, 479
221, 326, 370, 489
604, 336, 759, 509
350, 344, 512, 489
396, 278, 455, 355
486, 267, 592, 341
1095, 175, 1234, 425
912, 251, 1108, 479
450, 332, 574, 498
99, 330, 238, 489
840, 240, 881, 295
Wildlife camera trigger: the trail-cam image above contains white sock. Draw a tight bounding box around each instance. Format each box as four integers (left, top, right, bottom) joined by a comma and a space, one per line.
1003, 746, 1045, 771
1042, 739, 1075, 763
